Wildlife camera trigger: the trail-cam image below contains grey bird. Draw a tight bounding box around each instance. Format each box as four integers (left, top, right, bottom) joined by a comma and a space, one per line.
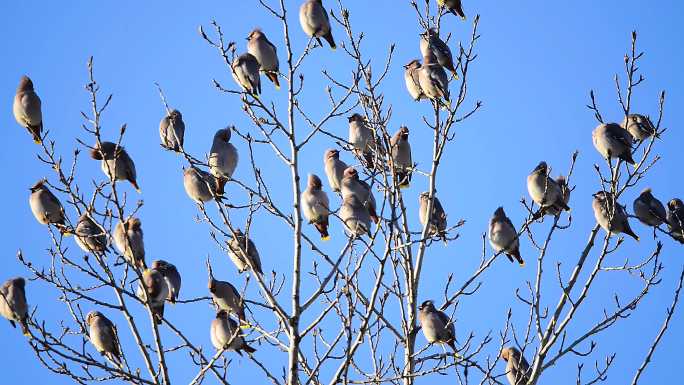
622, 114, 656, 142
13, 75, 43, 144
391, 126, 412, 188
348, 113, 375, 169
592, 191, 639, 241
419, 192, 447, 242
159, 109, 185, 152
232, 53, 261, 96
501, 347, 530, 385
74, 213, 109, 254
210, 310, 256, 354
247, 29, 280, 89
209, 128, 239, 196
419, 53, 450, 105
0, 277, 29, 336
633, 188, 667, 228
208, 277, 247, 324
341, 167, 379, 224
302, 174, 331, 240
183, 167, 218, 204
29, 180, 67, 232
420, 29, 457, 77
339, 195, 372, 237
544, 176, 571, 217
90, 142, 140, 192
489, 207, 524, 266
527, 161, 571, 216
86, 311, 121, 367
136, 268, 169, 324
418, 300, 456, 351
404, 59, 425, 101
438, 0, 466, 19
324, 149, 348, 193
592, 123, 635, 165
113, 217, 145, 269
227, 229, 263, 274
151, 260, 181, 304
667, 199, 684, 244
299, 0, 336, 49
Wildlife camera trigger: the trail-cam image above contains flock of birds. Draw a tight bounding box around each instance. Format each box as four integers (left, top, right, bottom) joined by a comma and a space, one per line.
2, 0, 683, 383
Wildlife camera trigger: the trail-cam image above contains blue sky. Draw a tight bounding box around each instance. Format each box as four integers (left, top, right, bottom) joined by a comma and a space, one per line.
1, 0, 683, 383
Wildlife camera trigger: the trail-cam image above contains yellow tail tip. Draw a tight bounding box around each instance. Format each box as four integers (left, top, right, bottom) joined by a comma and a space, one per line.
519, 261, 525, 267
240, 324, 252, 329
34, 139, 42, 144
275, 84, 281, 90
23, 332, 31, 337
321, 235, 331, 241
331, 46, 337, 51
399, 183, 410, 189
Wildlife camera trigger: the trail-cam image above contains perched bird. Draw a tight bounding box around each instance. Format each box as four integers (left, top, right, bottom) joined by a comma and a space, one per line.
13, 75, 43, 144
0, 277, 29, 336
151, 260, 181, 304
419, 192, 447, 242
418, 300, 456, 351
526, 161, 571, 216
29, 180, 67, 232
210, 310, 256, 354
667, 198, 684, 244
438, 0, 466, 19
232, 53, 261, 96
633, 188, 667, 228
208, 277, 246, 324
227, 230, 263, 274
136, 269, 169, 324
90, 142, 140, 192
299, 0, 336, 49
592, 191, 639, 241
209, 128, 239, 195
86, 311, 121, 367
404, 59, 425, 101
544, 176, 571, 217
391, 127, 412, 188
74, 213, 109, 254
420, 29, 457, 77
348, 113, 375, 169
622, 114, 656, 142
500, 347, 530, 385
247, 29, 280, 89
159, 109, 185, 152
489, 207, 524, 266
341, 167, 379, 224
302, 174, 331, 240
183, 167, 218, 203
113, 217, 146, 269
592, 123, 635, 165
419, 53, 450, 105
324, 149, 348, 193
339, 195, 372, 237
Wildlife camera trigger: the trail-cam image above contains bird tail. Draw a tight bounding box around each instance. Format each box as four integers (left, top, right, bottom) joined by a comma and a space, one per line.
625, 227, 640, 242
622, 152, 636, 166
215, 177, 227, 196
511, 250, 525, 267
314, 222, 330, 241
241, 344, 257, 354
130, 180, 141, 193
266, 72, 280, 90
20, 318, 30, 336
323, 32, 336, 50
29, 123, 43, 144
363, 151, 375, 170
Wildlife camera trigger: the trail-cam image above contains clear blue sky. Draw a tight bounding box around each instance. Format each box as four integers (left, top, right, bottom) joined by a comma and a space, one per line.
1, 0, 683, 383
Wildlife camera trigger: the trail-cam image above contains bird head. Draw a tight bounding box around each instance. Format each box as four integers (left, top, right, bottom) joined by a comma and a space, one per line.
308, 174, 323, 190
419, 192, 430, 203
669, 198, 684, 211
493, 207, 506, 218
216, 309, 229, 319
343, 167, 358, 180
214, 128, 232, 143
418, 300, 435, 312
151, 260, 169, 271
169, 109, 182, 120
247, 28, 264, 41
404, 59, 421, 70
592, 191, 609, 201
18, 75, 34, 92
324, 148, 339, 161
532, 161, 548, 175
640, 188, 654, 199
30, 179, 48, 193
86, 311, 103, 325
348, 113, 364, 124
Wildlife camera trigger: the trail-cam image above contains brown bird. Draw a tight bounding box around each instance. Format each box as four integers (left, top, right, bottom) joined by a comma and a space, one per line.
419, 192, 447, 243
13, 75, 43, 144
391, 127, 412, 188
247, 29, 280, 89
211, 310, 256, 354
0, 277, 29, 336
501, 347, 530, 385
438, 0, 466, 19
227, 229, 264, 275
301, 174, 331, 240
340, 167, 379, 224
489, 207, 524, 266
86, 311, 122, 367
136, 269, 169, 324
90, 142, 140, 192
208, 277, 247, 324
113, 217, 146, 269
29, 179, 69, 233
592, 191, 639, 241
418, 300, 456, 351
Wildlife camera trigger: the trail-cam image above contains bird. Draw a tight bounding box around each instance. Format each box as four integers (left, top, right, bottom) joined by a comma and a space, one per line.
74, 213, 109, 254
183, 167, 218, 204
418, 300, 456, 351
13, 75, 43, 144
86, 311, 121, 367
324, 149, 348, 193
151, 260, 181, 304
500, 347, 530, 385
29, 179, 68, 233
90, 142, 140, 192
592, 191, 639, 241
227, 229, 264, 274
299, 0, 336, 49
420, 29, 457, 77
210, 310, 256, 354
633, 188, 667, 228
419, 53, 450, 105
302, 174, 331, 240
209, 128, 239, 195
667, 198, 684, 244
391, 126, 412, 188
622, 114, 656, 142
247, 29, 280, 89
438, 0, 466, 19
0, 277, 29, 336
419, 192, 447, 242
489, 207, 524, 266
404, 59, 425, 101
113, 217, 146, 269
136, 268, 169, 324
348, 113, 375, 169
232, 53, 261, 96
544, 176, 571, 217
208, 277, 247, 325
339, 195, 372, 238
159, 109, 185, 152
526, 161, 571, 216
341, 167, 379, 224
592, 123, 635, 165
